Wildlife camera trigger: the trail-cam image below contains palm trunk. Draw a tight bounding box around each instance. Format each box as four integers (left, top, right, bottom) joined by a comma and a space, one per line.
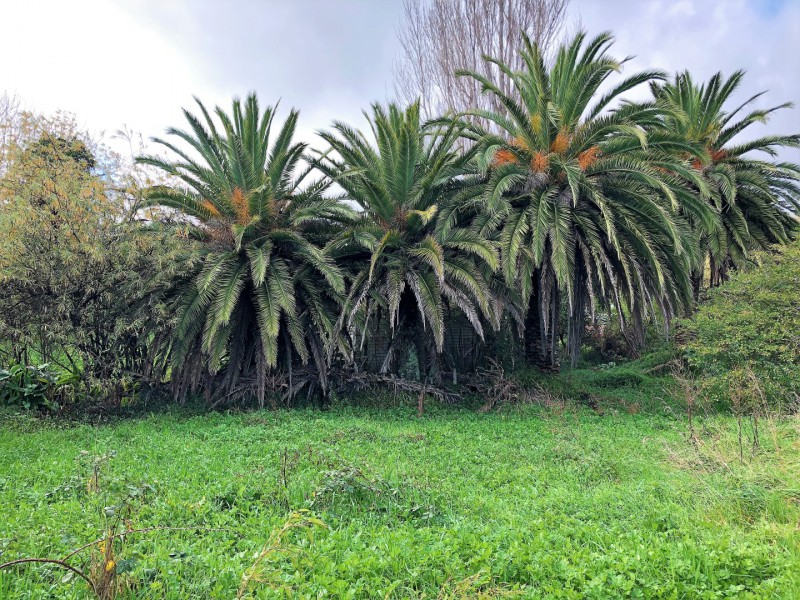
710, 254, 725, 288
690, 267, 703, 304
567, 259, 586, 368
524, 272, 560, 372
524, 278, 543, 366
626, 306, 646, 358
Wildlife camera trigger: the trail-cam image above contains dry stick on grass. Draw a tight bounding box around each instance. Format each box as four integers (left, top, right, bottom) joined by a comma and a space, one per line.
335, 371, 462, 405
0, 558, 96, 594
474, 360, 519, 413
0, 525, 235, 599
671, 366, 701, 449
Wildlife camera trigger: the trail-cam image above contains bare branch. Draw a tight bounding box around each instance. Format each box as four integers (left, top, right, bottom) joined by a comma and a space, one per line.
394, 0, 570, 122
0, 558, 97, 594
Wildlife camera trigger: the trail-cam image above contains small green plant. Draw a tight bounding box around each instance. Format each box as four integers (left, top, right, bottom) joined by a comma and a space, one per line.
0, 362, 72, 411
309, 465, 390, 508
437, 569, 525, 599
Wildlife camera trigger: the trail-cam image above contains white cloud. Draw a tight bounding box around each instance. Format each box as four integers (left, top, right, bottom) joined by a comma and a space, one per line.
2, 0, 798, 165
0, 0, 226, 153
667, 0, 696, 18
572, 0, 800, 162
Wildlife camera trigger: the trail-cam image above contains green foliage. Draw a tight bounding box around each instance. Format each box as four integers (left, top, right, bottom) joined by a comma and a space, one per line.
0, 362, 76, 411
0, 112, 187, 407
681, 240, 800, 410
312, 102, 498, 377
2, 23, 800, 600
454, 31, 709, 369
651, 71, 800, 287
587, 367, 647, 389
513, 358, 673, 415
1, 406, 798, 597
138, 94, 355, 405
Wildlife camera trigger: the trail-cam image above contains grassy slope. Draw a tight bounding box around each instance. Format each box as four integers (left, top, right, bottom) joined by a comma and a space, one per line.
0, 400, 798, 599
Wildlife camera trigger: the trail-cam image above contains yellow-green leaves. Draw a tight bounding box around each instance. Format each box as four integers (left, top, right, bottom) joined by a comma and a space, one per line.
410, 236, 445, 282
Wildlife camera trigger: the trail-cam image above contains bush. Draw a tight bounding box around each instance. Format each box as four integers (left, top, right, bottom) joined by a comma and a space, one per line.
0, 362, 76, 411
591, 368, 646, 389
680, 240, 800, 412
0, 112, 193, 407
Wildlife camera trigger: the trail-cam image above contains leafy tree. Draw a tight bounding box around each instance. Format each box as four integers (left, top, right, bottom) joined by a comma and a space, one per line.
650, 71, 800, 292
0, 114, 183, 405
456, 31, 708, 368
137, 93, 354, 405
312, 102, 498, 379
1, 92, 22, 174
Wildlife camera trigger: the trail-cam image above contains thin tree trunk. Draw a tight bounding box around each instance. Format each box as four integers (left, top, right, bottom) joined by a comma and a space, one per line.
284, 327, 293, 406
415, 318, 428, 381
548, 285, 560, 371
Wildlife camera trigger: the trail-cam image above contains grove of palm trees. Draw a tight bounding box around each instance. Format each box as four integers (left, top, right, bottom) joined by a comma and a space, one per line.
105, 31, 796, 408
1, 3, 799, 597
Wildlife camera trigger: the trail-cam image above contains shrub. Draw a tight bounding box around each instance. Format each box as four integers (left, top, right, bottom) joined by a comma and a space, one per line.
590, 368, 646, 389
0, 112, 191, 407
680, 240, 800, 411
0, 362, 68, 411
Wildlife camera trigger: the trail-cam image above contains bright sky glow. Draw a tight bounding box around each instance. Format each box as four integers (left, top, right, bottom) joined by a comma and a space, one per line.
2, 0, 798, 162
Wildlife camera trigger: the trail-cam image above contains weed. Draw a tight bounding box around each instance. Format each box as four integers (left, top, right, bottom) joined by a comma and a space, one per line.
437, 570, 525, 599
237, 510, 327, 598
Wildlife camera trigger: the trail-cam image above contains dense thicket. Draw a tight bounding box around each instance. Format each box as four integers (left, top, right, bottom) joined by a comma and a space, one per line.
681, 238, 800, 411
0, 31, 798, 411
0, 113, 188, 407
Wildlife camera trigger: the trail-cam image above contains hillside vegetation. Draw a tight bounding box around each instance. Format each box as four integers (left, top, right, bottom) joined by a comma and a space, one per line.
682, 239, 800, 411
1, 20, 800, 600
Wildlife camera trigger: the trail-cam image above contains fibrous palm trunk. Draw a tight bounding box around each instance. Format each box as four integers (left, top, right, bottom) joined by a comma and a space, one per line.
567, 258, 586, 368
625, 305, 646, 358
691, 270, 703, 304
524, 272, 560, 372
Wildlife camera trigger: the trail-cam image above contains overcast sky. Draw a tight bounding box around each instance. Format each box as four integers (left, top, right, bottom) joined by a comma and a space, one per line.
2, 0, 799, 162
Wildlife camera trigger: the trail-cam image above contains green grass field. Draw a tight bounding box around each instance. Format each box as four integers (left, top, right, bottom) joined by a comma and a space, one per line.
1, 401, 798, 598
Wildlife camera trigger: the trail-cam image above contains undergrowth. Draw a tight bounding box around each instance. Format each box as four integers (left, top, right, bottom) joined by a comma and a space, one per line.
1, 397, 798, 598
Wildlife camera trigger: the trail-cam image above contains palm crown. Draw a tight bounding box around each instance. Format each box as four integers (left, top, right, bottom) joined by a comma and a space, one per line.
312, 102, 498, 376
650, 71, 800, 287
138, 93, 353, 403
457, 31, 707, 366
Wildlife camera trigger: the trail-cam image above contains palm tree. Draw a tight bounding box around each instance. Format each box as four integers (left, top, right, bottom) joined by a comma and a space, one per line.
311, 102, 498, 380
456, 31, 707, 368
650, 71, 800, 292
137, 93, 354, 405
